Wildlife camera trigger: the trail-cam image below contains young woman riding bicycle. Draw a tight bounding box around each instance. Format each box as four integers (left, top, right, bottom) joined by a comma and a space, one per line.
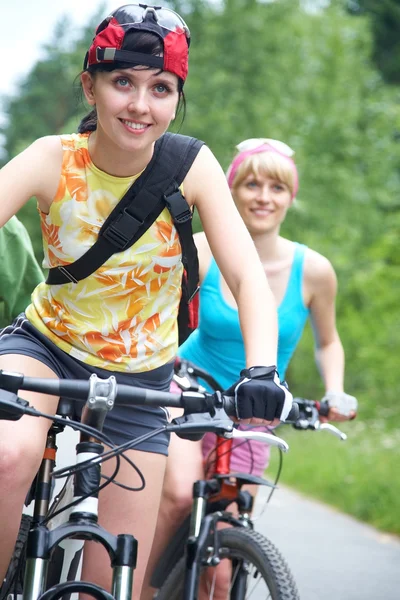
0, 6, 292, 599
144, 137, 358, 598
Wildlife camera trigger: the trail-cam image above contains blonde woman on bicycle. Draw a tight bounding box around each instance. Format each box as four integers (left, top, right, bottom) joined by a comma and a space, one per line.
144, 137, 357, 598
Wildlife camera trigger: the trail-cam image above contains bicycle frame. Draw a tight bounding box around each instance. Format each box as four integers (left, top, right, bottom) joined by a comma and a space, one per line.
152, 360, 286, 598
0, 366, 295, 600
152, 360, 347, 598
151, 413, 281, 599
20, 375, 137, 600
183, 436, 282, 599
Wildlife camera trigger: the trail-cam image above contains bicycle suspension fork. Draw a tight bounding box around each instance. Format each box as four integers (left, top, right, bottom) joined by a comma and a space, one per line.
23, 376, 138, 600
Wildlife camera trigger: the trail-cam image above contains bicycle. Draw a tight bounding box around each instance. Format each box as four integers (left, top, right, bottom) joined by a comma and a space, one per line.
152, 358, 347, 600
0, 367, 295, 600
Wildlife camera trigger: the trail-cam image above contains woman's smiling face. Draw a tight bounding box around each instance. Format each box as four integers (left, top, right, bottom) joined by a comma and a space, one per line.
232, 171, 292, 235
81, 67, 180, 152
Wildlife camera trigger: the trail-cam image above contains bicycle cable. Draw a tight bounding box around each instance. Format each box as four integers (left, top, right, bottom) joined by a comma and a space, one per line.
43, 425, 169, 522
22, 409, 151, 522
251, 429, 284, 523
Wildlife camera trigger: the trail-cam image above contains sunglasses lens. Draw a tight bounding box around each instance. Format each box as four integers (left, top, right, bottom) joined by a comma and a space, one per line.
266, 139, 295, 157
115, 5, 146, 23
236, 139, 263, 152
112, 5, 190, 39
157, 9, 191, 38
236, 138, 294, 157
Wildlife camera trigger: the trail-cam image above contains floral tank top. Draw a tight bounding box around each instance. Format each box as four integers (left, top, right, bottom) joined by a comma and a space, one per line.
26, 133, 183, 372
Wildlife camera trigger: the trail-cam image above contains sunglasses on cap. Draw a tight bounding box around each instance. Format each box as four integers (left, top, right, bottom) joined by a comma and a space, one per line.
236, 138, 295, 157
86, 3, 190, 81
102, 4, 190, 41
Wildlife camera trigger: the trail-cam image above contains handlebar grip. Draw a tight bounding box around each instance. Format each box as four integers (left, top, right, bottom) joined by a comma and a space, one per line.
222, 396, 299, 422
318, 400, 329, 417
286, 402, 299, 422
222, 395, 236, 418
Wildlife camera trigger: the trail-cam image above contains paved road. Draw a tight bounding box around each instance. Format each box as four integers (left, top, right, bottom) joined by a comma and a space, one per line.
253, 485, 400, 600
55, 429, 400, 599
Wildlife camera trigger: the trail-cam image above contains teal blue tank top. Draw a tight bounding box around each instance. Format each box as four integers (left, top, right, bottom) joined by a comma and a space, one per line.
179, 242, 310, 389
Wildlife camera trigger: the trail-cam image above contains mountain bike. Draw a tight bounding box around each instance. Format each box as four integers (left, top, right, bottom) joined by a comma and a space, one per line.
0, 368, 296, 600
152, 358, 347, 600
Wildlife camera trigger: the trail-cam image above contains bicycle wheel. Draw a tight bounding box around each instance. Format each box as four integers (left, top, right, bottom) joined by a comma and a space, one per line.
0, 514, 32, 600
155, 527, 299, 600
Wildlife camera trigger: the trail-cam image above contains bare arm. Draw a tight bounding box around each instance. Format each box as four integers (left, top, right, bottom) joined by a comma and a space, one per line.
184, 145, 278, 368
0, 136, 62, 225
306, 250, 344, 391
305, 250, 355, 421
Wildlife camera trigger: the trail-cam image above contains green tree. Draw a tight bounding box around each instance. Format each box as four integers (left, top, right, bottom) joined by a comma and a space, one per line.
0, 9, 104, 260
347, 0, 400, 84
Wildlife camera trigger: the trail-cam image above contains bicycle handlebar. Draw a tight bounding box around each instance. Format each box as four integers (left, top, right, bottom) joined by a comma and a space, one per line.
0, 369, 298, 424
289, 397, 347, 440
173, 359, 346, 440
174, 357, 224, 392
0, 368, 231, 417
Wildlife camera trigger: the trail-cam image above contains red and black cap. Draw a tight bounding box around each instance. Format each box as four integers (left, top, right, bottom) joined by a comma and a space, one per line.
84, 4, 190, 81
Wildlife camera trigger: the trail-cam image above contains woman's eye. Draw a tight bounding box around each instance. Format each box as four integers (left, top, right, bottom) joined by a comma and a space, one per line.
154, 83, 171, 94
246, 181, 258, 189
116, 77, 130, 88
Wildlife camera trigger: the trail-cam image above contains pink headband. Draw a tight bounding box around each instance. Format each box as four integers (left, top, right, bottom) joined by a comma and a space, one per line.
226, 143, 299, 199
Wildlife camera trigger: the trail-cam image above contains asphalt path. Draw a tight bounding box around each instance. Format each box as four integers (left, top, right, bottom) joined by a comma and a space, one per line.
54, 428, 400, 600
253, 484, 400, 600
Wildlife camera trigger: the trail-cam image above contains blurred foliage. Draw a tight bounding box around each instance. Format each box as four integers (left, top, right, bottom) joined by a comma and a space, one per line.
0, 6, 105, 259
347, 0, 400, 84
0, 0, 399, 531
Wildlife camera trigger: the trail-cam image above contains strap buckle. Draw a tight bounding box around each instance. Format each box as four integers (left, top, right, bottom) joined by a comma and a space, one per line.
95, 47, 116, 63
164, 190, 192, 225
56, 266, 78, 284
102, 211, 144, 250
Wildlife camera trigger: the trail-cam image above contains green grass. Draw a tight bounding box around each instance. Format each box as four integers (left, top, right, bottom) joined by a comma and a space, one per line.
266, 420, 400, 535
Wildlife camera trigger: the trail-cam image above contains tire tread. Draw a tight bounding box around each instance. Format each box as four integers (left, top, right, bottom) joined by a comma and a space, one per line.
156, 526, 300, 600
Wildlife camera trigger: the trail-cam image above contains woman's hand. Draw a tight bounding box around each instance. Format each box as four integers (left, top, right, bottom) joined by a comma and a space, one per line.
320, 391, 358, 423
226, 366, 293, 426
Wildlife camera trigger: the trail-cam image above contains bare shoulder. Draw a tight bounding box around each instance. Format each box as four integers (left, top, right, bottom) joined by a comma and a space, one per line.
16, 135, 62, 167
26, 135, 63, 177
303, 247, 338, 294
182, 144, 227, 207
0, 135, 63, 220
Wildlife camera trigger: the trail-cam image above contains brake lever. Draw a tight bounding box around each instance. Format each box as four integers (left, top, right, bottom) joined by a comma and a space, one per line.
319, 422, 347, 441
228, 429, 289, 453
168, 407, 234, 441
0, 390, 34, 421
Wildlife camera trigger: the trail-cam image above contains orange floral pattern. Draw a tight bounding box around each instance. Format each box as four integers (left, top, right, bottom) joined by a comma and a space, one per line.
27, 133, 183, 372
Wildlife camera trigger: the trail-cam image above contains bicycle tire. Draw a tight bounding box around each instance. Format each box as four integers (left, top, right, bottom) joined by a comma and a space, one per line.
155, 527, 300, 600
0, 514, 32, 600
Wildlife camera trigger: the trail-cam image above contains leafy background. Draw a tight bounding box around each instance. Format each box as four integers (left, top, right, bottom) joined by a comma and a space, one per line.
1, 0, 399, 533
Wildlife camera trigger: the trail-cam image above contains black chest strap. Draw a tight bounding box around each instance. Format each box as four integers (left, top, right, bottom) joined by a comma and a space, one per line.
46, 133, 204, 286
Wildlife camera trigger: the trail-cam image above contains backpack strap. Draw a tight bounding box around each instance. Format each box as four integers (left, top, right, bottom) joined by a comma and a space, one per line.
164, 136, 204, 302
161, 136, 204, 345
46, 133, 204, 285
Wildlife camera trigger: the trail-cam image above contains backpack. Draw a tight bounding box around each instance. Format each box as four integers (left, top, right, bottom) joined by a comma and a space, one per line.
46, 132, 205, 345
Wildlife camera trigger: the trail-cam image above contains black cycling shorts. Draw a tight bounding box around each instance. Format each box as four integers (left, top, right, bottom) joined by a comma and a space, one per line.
0, 315, 173, 455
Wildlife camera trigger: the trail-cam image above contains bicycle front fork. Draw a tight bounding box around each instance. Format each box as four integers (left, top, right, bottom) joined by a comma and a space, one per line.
23, 438, 137, 600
